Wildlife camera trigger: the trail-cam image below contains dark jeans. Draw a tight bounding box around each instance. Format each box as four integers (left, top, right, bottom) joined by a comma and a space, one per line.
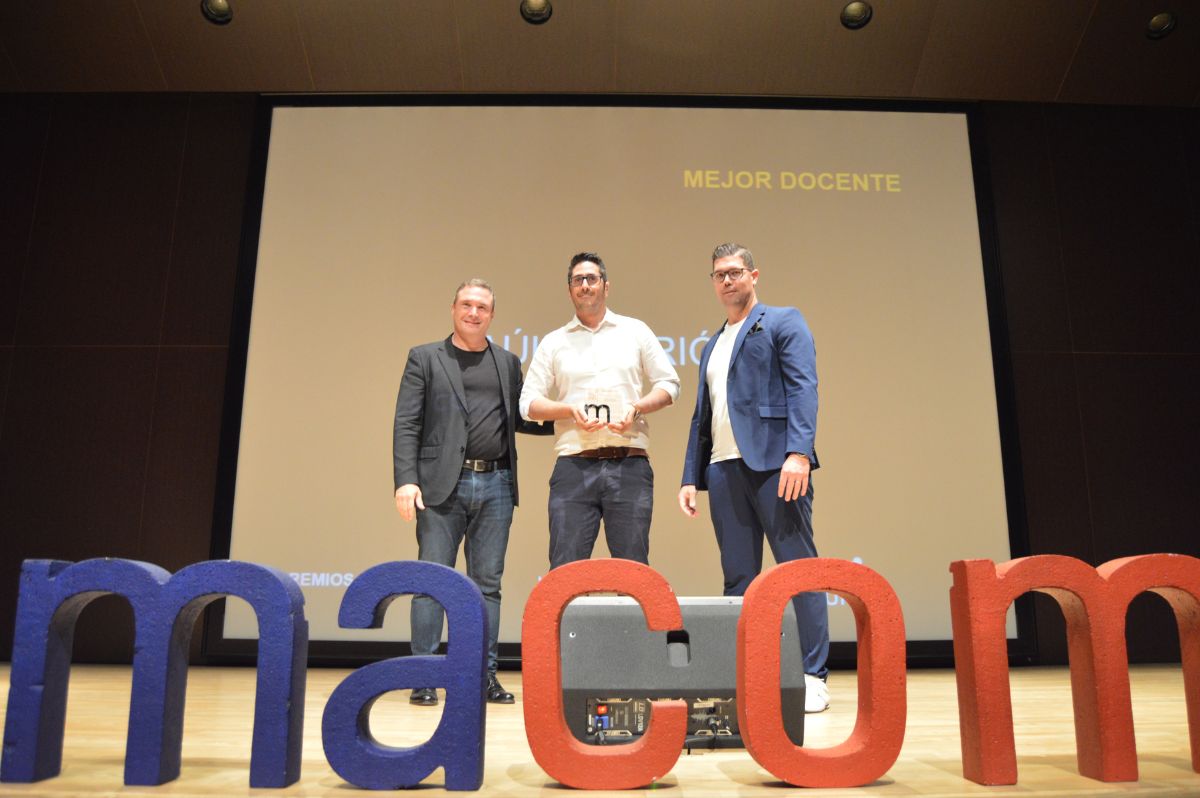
410, 467, 513, 674
706, 458, 830, 679
547, 455, 653, 569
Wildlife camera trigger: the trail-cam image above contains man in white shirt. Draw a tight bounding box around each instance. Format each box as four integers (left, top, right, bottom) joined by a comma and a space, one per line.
520, 252, 680, 568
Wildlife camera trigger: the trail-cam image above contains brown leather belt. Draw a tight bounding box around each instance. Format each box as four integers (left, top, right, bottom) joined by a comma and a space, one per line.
571, 447, 648, 459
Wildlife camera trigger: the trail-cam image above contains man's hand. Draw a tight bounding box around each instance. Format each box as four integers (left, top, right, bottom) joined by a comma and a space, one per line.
678, 485, 698, 517
395, 484, 425, 521
571, 403, 606, 432
606, 404, 640, 434
778, 454, 810, 502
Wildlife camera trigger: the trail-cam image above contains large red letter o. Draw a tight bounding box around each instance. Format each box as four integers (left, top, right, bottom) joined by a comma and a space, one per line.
739, 558, 906, 787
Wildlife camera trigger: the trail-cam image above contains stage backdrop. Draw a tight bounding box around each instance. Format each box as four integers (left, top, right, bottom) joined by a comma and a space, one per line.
223, 104, 1014, 645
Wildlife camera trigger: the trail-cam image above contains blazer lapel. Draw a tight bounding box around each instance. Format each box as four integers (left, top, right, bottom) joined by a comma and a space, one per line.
489, 341, 512, 417
436, 338, 468, 413
696, 322, 722, 412
729, 305, 767, 368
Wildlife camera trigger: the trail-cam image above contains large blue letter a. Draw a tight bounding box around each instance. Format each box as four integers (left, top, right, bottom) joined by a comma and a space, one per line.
322, 561, 487, 790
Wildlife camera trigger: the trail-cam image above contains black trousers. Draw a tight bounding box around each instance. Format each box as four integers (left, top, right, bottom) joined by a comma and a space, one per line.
547, 455, 653, 569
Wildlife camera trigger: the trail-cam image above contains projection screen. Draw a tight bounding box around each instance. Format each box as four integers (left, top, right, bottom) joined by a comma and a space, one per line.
222, 103, 1016, 648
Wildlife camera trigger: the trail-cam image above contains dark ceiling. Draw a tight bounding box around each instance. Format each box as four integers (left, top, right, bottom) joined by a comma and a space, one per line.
0, 1, 1197, 106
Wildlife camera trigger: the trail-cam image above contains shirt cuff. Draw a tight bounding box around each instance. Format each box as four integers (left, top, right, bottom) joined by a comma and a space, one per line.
519, 394, 536, 421
652, 380, 681, 403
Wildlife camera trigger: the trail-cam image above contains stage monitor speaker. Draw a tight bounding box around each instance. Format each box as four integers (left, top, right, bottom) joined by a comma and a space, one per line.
559, 596, 805, 749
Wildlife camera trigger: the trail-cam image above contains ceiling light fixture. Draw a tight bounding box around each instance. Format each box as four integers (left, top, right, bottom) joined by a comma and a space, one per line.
200, 0, 233, 25
520, 0, 552, 25
840, 1, 873, 30
1146, 12, 1176, 39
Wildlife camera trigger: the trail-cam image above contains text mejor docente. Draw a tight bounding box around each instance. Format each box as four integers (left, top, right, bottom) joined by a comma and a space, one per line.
684, 169, 902, 192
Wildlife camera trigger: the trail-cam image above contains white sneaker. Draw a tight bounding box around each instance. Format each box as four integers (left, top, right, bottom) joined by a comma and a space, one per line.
804, 674, 830, 713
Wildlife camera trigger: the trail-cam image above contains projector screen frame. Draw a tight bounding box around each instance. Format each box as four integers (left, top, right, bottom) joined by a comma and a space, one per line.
201, 93, 1036, 670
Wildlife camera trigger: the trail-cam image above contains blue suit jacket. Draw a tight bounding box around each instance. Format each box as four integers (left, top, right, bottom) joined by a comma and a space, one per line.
681, 303, 819, 491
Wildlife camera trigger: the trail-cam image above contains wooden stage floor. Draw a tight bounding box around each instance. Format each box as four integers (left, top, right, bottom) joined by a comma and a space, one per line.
0, 663, 1195, 797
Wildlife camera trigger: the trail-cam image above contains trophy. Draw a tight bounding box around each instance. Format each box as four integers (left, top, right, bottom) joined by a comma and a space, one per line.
580, 387, 627, 446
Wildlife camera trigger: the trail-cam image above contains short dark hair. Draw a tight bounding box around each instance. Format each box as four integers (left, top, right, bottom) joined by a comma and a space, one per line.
712, 243, 754, 271
453, 278, 495, 310
568, 252, 607, 283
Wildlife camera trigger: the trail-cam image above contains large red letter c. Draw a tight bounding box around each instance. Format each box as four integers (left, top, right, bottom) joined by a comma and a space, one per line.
521, 559, 688, 789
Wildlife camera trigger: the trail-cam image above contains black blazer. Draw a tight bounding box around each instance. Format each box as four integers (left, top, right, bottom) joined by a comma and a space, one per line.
393, 336, 549, 507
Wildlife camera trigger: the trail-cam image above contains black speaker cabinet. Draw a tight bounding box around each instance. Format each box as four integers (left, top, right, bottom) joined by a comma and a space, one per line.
559, 596, 805, 749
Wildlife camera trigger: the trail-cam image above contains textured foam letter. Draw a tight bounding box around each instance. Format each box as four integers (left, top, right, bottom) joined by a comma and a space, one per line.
951, 553, 1200, 784
1, 558, 307, 787
1101, 554, 1200, 773
1, 560, 81, 783
322, 561, 487, 790
738, 558, 906, 787
522, 559, 688, 789
152, 560, 308, 787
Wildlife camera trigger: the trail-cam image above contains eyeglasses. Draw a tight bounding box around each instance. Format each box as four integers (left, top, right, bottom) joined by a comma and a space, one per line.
710, 267, 750, 283
569, 274, 605, 288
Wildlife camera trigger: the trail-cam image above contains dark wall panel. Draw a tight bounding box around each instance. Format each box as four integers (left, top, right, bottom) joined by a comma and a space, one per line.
140, 348, 229, 568
161, 95, 257, 347
71, 596, 138, 664
1044, 106, 1200, 354
0, 345, 10, 449
0, 94, 239, 662
0, 347, 158, 658
0, 347, 158, 553
1076, 352, 1199, 665
1186, 112, 1200, 252
16, 95, 188, 346
0, 39, 20, 91
979, 104, 1073, 354
0, 95, 50, 345
1007, 352, 1092, 560
1075, 353, 1200, 561
987, 103, 1200, 664
1124, 593, 1181, 665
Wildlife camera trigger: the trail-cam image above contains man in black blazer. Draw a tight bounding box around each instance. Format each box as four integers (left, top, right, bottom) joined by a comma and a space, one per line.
393, 278, 549, 706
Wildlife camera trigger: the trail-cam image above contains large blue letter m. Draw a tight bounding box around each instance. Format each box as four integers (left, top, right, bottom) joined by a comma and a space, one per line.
0, 558, 308, 787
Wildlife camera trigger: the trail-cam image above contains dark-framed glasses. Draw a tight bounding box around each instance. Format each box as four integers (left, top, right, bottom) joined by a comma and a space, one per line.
710, 267, 750, 283
569, 274, 605, 288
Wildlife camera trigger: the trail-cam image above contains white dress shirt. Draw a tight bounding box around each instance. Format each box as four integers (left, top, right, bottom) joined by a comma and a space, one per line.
520, 309, 681, 456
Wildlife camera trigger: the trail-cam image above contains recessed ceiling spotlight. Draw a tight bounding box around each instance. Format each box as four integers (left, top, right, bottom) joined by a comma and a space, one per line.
201, 0, 232, 25
1146, 12, 1176, 39
841, 1, 873, 30
520, 0, 553, 25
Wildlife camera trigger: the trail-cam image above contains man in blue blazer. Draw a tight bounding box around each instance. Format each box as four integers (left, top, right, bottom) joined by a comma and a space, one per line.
678, 243, 830, 712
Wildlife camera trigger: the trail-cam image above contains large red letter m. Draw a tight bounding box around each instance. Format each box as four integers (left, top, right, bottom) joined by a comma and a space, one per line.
950, 554, 1200, 784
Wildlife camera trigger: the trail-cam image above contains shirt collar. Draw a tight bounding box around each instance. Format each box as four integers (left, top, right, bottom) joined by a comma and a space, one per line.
566, 309, 618, 332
